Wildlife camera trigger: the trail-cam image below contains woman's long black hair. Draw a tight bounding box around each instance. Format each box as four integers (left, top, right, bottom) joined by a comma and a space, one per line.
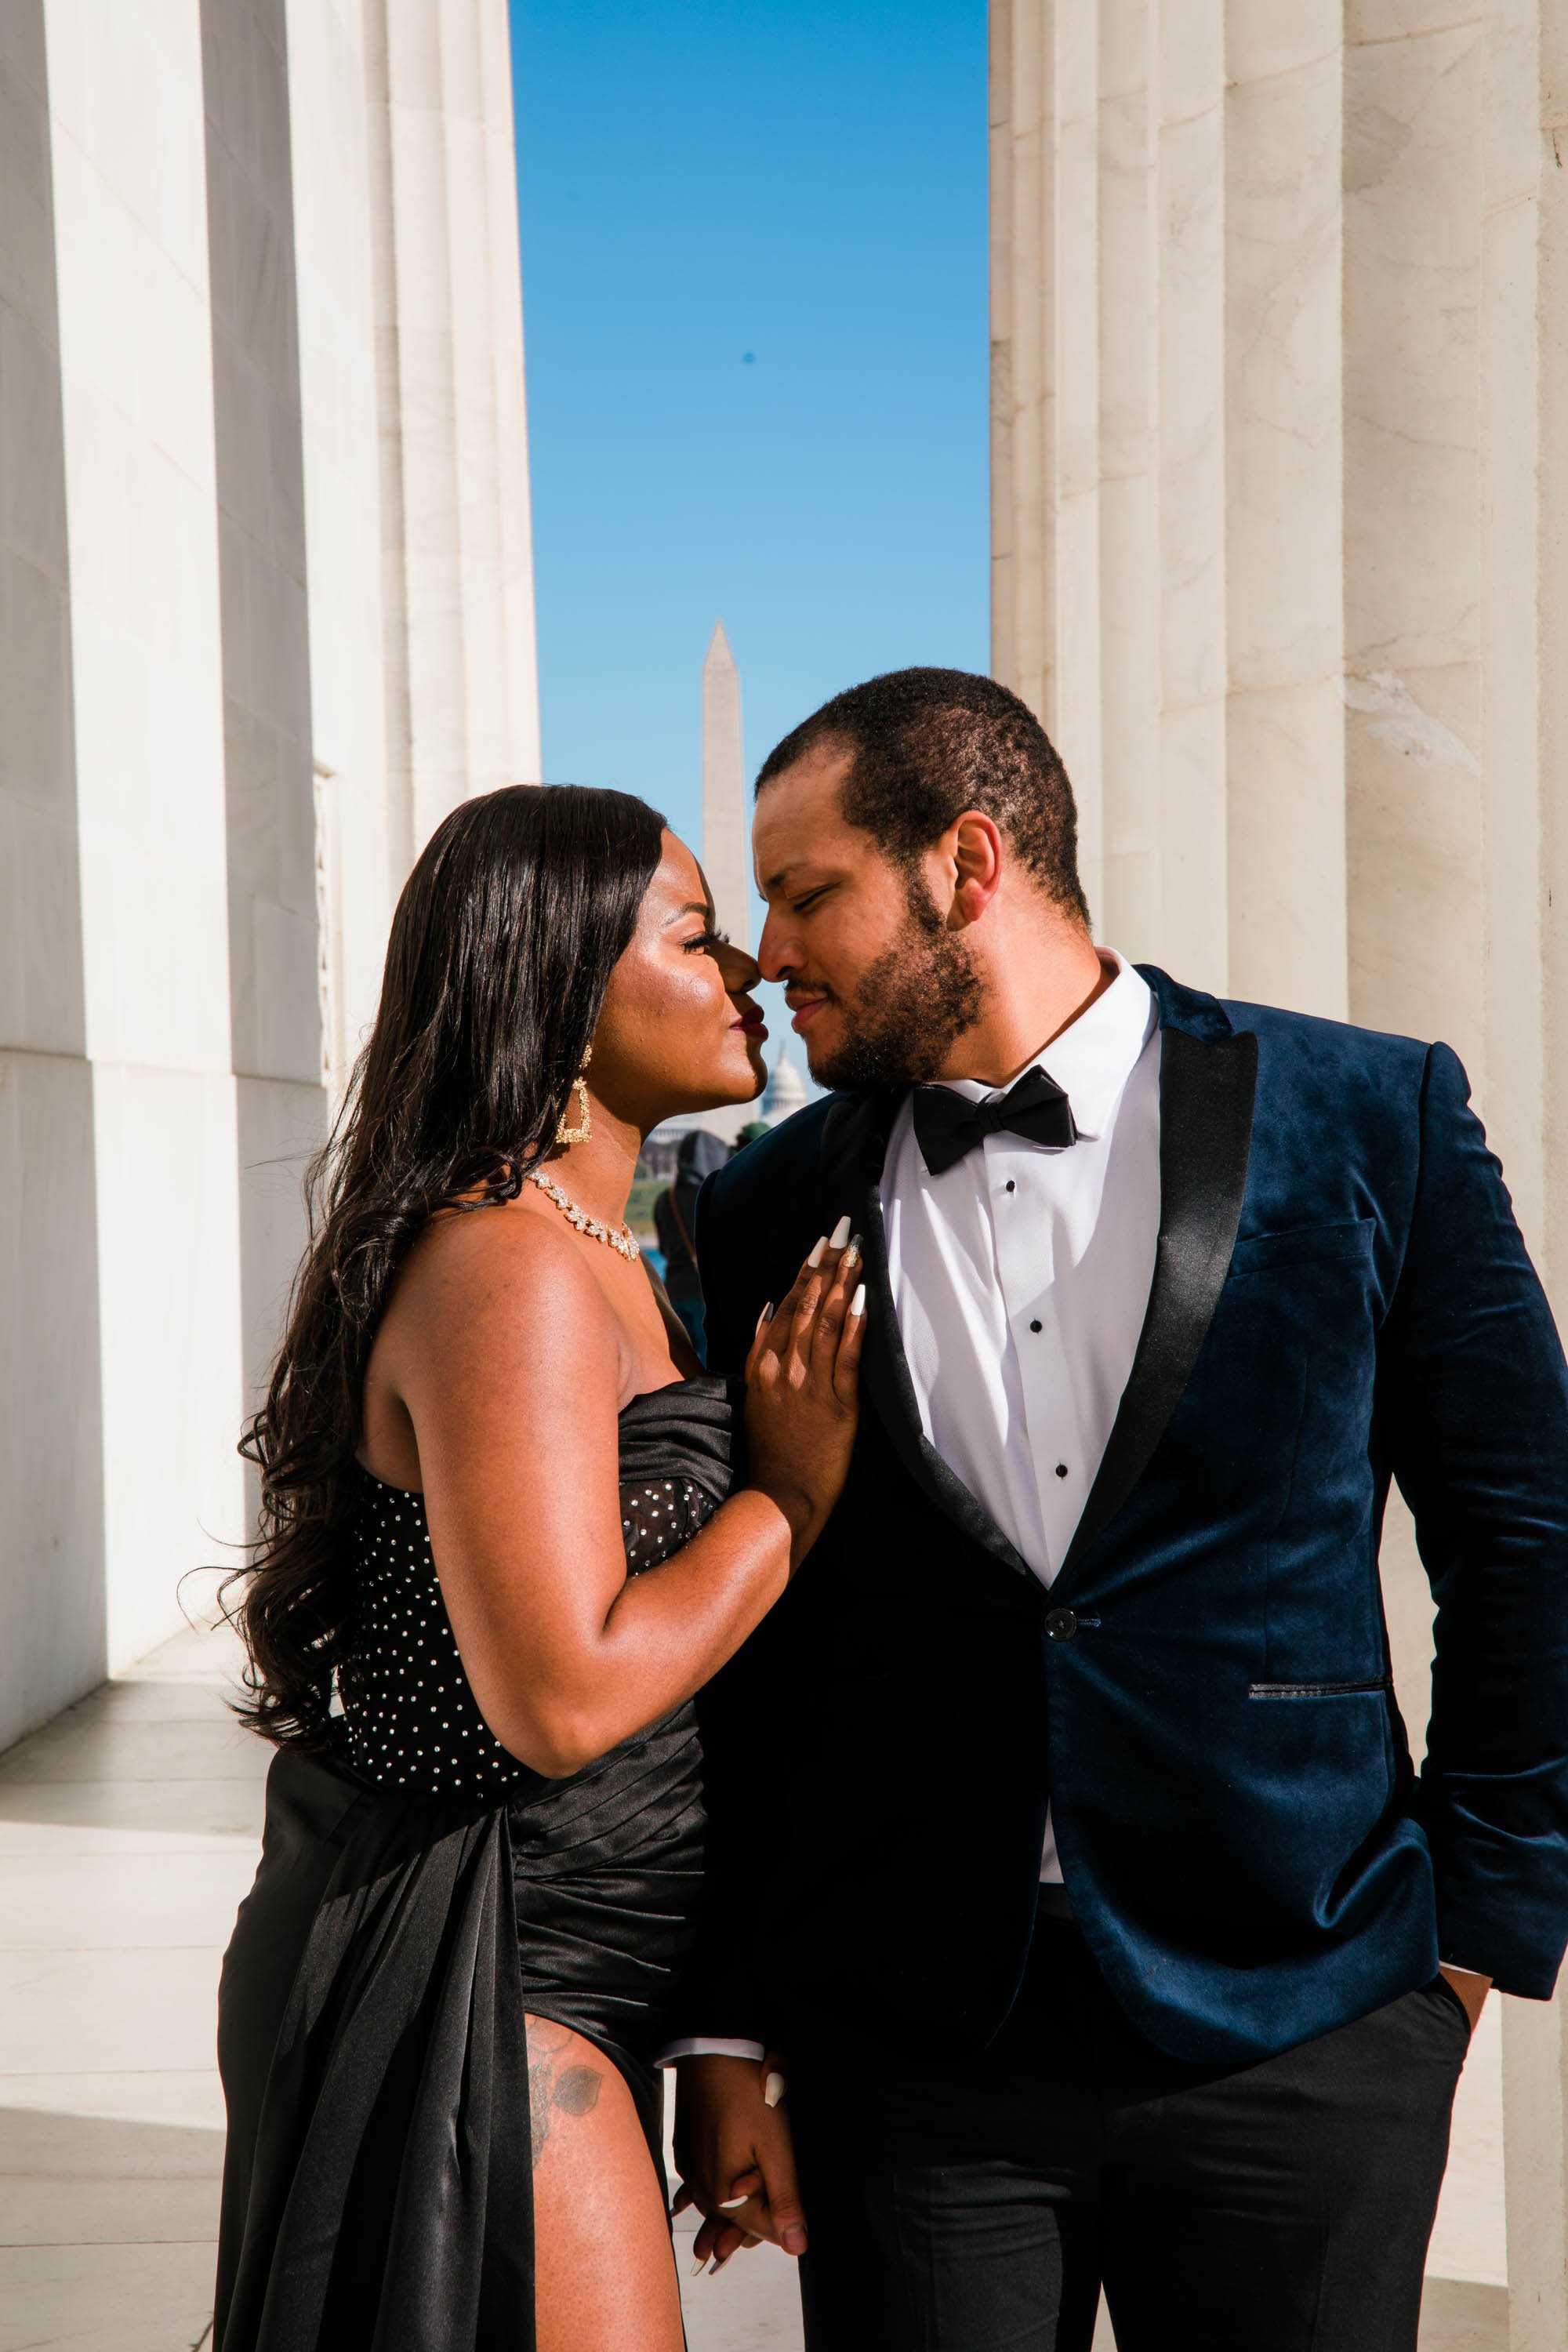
231, 783, 666, 1748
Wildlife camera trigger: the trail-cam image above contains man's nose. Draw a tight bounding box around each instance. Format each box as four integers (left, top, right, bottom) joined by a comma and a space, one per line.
756, 909, 794, 983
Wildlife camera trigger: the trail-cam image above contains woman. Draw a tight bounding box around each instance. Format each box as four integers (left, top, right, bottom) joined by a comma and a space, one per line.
213, 785, 862, 2352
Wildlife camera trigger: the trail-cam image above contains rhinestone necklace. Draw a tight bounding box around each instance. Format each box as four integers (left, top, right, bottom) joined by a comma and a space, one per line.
526, 1166, 641, 1262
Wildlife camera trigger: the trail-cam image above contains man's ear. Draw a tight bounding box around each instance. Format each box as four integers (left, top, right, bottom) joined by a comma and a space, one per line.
946, 811, 1004, 929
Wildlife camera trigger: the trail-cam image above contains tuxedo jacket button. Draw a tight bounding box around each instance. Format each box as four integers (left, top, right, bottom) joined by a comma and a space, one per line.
1044, 1606, 1079, 1642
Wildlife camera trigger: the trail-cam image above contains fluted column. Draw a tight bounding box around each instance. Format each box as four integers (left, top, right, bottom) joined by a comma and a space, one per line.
992, 2, 1568, 2336
1096, 0, 1160, 951
1153, 0, 1227, 989
0, 1, 108, 1744
365, 0, 541, 872
43, 0, 248, 1679
1344, 7, 1486, 1062
1225, 7, 1347, 1016
283, 0, 398, 1072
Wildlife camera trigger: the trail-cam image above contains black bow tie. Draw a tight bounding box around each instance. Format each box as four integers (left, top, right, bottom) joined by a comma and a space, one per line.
911, 1066, 1079, 1177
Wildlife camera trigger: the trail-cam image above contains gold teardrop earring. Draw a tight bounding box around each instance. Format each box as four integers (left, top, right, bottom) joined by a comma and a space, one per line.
554, 1043, 593, 1146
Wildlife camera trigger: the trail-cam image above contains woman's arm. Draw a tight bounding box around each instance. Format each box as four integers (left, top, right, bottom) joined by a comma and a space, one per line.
386, 1210, 858, 1777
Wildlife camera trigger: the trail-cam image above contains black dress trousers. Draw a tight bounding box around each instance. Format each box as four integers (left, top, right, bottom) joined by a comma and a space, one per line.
788, 1906, 1472, 2352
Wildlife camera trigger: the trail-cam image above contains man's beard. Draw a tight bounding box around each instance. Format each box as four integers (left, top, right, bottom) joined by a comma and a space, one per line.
808, 885, 984, 1091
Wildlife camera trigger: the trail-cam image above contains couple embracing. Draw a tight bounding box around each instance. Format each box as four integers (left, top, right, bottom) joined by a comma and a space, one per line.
213, 669, 1568, 2352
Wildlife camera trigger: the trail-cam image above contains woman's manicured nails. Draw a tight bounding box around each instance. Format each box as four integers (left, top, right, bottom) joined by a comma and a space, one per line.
829, 1213, 852, 1249
764, 2069, 787, 2107
850, 1284, 866, 1319
806, 1234, 828, 1267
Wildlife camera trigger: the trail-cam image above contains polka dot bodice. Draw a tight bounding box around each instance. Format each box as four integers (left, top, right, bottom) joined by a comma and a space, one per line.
338, 1461, 720, 1797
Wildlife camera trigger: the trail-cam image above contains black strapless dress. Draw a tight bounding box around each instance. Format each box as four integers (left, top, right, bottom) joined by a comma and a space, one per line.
212, 1375, 737, 2352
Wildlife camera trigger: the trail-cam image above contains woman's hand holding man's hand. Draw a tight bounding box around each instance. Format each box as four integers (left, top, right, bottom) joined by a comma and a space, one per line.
673, 2052, 806, 2272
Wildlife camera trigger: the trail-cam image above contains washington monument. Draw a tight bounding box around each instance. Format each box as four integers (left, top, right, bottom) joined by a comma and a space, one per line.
701, 620, 750, 950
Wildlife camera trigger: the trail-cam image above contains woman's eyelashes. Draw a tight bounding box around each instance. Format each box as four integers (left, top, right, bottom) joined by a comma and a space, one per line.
684, 927, 731, 953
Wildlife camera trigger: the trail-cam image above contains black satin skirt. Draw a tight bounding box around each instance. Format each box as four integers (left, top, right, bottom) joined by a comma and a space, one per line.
212, 1707, 705, 2351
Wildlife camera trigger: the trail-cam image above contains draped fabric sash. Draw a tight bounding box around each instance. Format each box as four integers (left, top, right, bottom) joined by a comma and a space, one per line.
215, 1748, 534, 2352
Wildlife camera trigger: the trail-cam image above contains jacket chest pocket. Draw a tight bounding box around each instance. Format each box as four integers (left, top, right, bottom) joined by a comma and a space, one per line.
1170, 1217, 1381, 1537
1201, 1213, 1377, 1384
1217, 1216, 1381, 1390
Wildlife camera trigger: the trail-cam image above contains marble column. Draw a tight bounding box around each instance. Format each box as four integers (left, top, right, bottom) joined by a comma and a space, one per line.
282, 0, 398, 1079
365, 0, 542, 873
43, 0, 249, 1679
991, 2, 1568, 2337
202, 0, 326, 1481
0, 0, 108, 1742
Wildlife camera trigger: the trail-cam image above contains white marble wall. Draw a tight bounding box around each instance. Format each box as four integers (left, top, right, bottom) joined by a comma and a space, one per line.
992, 2, 1568, 2336
0, 0, 537, 1752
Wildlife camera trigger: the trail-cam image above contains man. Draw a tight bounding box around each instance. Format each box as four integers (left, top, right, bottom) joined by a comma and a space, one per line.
671, 668, 1568, 2350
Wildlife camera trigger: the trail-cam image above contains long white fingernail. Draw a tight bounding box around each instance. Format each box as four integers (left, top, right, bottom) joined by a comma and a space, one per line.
807, 1235, 828, 1268
719, 2194, 748, 2209
764, 2070, 787, 2107
829, 1214, 852, 1248
850, 1284, 866, 1318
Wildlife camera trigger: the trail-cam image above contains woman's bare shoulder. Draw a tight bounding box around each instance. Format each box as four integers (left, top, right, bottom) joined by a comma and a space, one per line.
387, 1200, 618, 1359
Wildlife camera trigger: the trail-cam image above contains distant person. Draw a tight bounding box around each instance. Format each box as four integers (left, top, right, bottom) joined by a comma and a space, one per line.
652, 1130, 728, 1355
673, 669, 1568, 2352
212, 786, 865, 2352
731, 1120, 771, 1152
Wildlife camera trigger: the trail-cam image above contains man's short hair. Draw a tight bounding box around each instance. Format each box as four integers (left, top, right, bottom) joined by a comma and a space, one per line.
755, 667, 1089, 927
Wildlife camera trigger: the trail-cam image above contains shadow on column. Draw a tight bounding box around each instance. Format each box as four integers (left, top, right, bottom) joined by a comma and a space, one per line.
0, 1, 109, 1750
201, 0, 326, 1522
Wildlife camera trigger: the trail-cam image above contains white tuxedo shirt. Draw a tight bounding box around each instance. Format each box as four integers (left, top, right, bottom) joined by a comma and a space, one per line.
882, 951, 1160, 1877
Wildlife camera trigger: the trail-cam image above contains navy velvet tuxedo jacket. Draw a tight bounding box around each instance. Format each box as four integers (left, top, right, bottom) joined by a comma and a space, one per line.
688, 967, 1568, 2066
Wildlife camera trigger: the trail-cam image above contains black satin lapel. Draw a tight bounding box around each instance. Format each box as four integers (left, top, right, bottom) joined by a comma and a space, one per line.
819, 1088, 898, 1199
823, 1096, 1033, 1581
820, 1090, 905, 1465
1056, 1023, 1258, 1585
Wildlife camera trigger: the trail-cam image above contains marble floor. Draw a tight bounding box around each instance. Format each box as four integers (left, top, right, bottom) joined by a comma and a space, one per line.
0, 1621, 1507, 2351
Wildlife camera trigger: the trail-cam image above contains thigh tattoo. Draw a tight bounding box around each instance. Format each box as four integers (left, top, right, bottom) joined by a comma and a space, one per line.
527, 2017, 604, 2161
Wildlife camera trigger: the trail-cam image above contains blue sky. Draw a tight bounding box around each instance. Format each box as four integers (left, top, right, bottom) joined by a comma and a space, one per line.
507, 0, 990, 939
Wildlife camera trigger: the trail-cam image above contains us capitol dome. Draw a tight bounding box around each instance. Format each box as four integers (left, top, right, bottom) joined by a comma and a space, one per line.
760, 1053, 808, 1127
